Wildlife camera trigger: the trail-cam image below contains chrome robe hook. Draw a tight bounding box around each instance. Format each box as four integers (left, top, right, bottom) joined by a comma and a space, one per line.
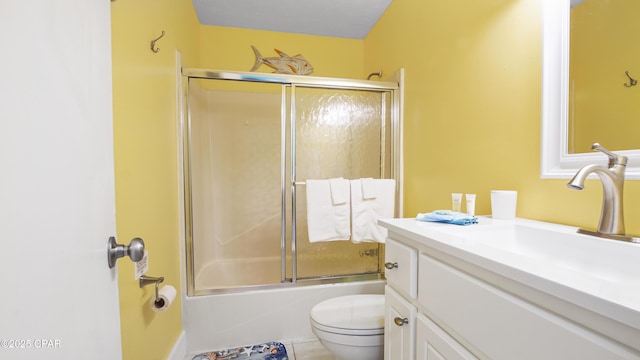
150, 31, 165, 53
624, 71, 637, 87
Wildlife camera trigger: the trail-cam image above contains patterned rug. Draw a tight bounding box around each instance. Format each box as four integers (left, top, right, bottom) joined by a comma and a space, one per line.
191, 341, 289, 360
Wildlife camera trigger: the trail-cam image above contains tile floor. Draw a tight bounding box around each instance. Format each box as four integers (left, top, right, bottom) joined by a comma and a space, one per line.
184, 339, 334, 360
287, 339, 335, 359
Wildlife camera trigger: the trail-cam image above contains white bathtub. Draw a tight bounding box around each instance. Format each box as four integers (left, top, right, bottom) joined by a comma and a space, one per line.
183, 279, 385, 353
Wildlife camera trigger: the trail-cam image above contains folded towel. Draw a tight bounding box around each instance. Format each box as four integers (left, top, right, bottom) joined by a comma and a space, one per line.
360, 177, 377, 200
351, 178, 396, 243
416, 210, 478, 226
306, 179, 351, 242
328, 177, 349, 205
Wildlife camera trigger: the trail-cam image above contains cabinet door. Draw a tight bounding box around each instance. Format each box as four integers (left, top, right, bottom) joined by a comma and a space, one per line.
385, 238, 418, 299
385, 286, 416, 360
418, 254, 640, 360
416, 313, 478, 360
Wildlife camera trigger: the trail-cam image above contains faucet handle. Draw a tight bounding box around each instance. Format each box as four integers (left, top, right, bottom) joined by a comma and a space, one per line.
591, 143, 628, 167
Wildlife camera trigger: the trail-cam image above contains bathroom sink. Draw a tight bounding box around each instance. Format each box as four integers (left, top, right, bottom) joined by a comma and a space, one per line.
454, 221, 640, 283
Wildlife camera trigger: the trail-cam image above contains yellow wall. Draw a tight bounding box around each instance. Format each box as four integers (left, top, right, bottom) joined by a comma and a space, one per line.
365, 0, 640, 235
110, 0, 199, 359
197, 26, 365, 78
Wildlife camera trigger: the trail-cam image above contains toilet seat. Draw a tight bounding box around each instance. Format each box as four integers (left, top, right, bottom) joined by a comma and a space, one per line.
310, 294, 384, 335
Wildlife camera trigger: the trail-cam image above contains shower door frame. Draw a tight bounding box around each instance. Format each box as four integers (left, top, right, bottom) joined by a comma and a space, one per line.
182, 68, 403, 296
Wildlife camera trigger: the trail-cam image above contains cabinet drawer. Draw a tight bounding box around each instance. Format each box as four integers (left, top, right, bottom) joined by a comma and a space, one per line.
385, 286, 416, 360
418, 254, 640, 360
384, 238, 417, 299
416, 313, 477, 360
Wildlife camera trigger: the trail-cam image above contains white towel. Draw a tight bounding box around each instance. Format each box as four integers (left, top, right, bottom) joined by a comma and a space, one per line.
306, 179, 351, 243
351, 179, 396, 243
329, 177, 349, 205
360, 177, 377, 199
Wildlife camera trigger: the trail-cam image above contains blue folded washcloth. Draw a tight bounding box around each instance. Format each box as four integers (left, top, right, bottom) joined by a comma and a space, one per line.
416, 210, 478, 226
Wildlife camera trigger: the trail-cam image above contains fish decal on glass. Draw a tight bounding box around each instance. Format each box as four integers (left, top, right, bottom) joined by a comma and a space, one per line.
250, 45, 314, 75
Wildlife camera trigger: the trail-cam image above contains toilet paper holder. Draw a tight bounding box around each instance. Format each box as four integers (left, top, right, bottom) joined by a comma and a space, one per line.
140, 275, 164, 304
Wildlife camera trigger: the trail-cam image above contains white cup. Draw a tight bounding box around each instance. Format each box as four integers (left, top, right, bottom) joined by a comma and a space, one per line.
491, 190, 517, 220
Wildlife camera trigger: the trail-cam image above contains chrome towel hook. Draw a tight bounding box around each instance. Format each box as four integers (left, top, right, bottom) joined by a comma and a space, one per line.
624, 71, 637, 87
367, 71, 383, 80
150, 31, 165, 53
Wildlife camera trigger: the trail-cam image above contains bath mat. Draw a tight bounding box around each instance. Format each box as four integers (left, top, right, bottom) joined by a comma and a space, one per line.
191, 341, 288, 360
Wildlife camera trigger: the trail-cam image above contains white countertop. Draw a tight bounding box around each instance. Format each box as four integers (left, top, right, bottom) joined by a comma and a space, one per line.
379, 217, 640, 332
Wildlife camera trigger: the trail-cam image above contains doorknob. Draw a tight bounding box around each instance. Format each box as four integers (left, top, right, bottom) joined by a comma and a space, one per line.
107, 236, 145, 268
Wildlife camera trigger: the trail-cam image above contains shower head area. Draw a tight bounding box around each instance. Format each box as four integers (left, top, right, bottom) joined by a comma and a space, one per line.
182, 69, 403, 296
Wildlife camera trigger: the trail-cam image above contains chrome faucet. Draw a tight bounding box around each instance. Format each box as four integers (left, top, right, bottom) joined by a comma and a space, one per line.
567, 143, 632, 241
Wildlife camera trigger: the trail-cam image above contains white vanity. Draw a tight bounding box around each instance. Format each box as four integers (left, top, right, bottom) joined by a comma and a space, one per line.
380, 217, 640, 359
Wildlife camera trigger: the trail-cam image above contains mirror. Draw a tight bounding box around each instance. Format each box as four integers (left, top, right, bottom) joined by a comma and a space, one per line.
569, 0, 640, 154
541, 0, 640, 179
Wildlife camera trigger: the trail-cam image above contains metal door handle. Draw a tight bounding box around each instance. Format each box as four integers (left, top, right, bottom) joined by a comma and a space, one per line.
394, 317, 409, 326
384, 262, 398, 270
107, 236, 145, 268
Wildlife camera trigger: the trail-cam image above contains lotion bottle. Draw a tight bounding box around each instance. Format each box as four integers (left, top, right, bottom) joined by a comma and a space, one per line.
452, 193, 462, 212
466, 194, 476, 216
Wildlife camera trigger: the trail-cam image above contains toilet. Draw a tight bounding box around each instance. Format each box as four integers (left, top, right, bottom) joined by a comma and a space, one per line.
310, 294, 385, 360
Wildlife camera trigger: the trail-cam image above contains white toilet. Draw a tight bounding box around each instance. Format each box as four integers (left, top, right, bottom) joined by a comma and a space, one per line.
310, 294, 385, 360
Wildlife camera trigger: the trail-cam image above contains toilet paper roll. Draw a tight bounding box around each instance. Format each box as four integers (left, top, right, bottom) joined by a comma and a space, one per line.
150, 285, 177, 312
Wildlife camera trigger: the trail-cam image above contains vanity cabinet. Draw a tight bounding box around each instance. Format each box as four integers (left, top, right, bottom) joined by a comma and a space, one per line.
382, 220, 640, 360
385, 238, 477, 360
383, 238, 417, 360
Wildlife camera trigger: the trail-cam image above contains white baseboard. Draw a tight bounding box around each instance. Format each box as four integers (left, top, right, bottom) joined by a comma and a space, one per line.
166, 330, 187, 360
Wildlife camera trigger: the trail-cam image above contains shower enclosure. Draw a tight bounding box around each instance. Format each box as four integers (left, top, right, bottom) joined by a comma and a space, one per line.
183, 69, 402, 295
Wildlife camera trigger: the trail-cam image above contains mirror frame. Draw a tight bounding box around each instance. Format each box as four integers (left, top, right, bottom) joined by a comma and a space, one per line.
541, 0, 640, 179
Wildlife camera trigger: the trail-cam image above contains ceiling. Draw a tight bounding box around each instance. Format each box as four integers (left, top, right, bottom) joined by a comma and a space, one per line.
192, 0, 393, 39
570, 0, 586, 7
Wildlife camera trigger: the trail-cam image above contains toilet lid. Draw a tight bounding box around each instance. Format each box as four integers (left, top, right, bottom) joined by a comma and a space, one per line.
310, 294, 384, 330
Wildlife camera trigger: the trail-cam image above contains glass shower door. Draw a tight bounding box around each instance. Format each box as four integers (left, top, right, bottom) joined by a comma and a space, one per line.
188, 78, 284, 291
290, 86, 393, 279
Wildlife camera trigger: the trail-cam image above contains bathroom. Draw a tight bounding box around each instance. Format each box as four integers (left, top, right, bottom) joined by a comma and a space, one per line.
113, 0, 640, 358
4, 0, 640, 359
